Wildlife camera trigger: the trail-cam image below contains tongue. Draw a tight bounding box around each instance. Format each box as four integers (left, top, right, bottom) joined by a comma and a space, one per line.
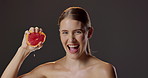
69, 47, 78, 53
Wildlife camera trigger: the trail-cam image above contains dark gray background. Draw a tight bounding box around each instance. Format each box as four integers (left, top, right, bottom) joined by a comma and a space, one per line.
0, 0, 148, 78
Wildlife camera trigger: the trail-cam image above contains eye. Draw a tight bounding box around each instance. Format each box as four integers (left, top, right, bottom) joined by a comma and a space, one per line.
62, 31, 68, 34
75, 30, 82, 34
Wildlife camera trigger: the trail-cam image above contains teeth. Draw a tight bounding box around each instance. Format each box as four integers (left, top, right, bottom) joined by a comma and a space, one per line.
68, 45, 79, 47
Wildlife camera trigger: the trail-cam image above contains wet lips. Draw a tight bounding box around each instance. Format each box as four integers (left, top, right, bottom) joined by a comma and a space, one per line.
26, 32, 46, 47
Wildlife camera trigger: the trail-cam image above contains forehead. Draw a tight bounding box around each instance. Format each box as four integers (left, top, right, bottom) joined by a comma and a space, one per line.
60, 18, 84, 30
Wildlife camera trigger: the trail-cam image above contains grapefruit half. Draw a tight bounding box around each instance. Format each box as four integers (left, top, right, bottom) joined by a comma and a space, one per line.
26, 32, 46, 47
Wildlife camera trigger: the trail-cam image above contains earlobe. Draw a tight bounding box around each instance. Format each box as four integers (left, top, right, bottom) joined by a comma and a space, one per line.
88, 27, 94, 39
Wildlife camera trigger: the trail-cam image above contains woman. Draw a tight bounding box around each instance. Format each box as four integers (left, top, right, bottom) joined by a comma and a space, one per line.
1, 7, 117, 78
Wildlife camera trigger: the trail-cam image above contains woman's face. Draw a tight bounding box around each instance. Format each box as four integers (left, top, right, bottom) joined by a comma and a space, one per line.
59, 18, 89, 58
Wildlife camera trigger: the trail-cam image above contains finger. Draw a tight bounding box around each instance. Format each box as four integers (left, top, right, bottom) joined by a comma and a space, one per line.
35, 27, 39, 33
39, 28, 43, 32
24, 30, 30, 39
36, 42, 43, 49
37, 45, 43, 50
38, 41, 43, 47
24, 30, 28, 36
23, 30, 29, 41
25, 30, 30, 35
21, 30, 29, 48
29, 27, 35, 33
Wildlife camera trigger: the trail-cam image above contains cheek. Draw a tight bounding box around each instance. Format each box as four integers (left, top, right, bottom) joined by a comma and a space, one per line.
60, 35, 66, 44
76, 34, 87, 42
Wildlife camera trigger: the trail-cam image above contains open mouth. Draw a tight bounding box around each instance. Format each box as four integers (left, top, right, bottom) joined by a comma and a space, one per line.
67, 44, 79, 53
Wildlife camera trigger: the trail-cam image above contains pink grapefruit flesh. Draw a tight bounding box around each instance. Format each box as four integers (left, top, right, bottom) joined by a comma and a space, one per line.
26, 32, 46, 47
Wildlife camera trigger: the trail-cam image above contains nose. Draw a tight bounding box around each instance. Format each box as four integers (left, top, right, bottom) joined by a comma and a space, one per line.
69, 34, 76, 43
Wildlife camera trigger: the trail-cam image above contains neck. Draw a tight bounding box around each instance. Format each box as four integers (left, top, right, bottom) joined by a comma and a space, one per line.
63, 52, 91, 71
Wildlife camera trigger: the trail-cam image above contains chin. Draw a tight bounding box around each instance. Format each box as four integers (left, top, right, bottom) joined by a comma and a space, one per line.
66, 50, 85, 59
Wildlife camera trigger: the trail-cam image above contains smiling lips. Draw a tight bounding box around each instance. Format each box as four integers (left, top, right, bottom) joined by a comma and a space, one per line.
67, 44, 79, 54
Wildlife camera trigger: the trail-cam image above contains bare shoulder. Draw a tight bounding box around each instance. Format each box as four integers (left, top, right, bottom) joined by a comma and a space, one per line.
97, 62, 117, 76
90, 56, 117, 78
18, 62, 56, 78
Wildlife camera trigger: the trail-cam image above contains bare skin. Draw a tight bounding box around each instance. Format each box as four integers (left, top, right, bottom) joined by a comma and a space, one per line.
18, 56, 117, 78
1, 18, 117, 78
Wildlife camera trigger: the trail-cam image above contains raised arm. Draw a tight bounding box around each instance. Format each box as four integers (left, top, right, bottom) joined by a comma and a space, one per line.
1, 27, 44, 78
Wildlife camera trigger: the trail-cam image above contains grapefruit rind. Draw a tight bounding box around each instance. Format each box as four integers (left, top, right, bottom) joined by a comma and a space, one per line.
26, 32, 46, 47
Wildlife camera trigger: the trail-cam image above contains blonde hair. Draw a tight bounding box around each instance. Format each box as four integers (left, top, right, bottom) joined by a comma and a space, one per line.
58, 7, 92, 55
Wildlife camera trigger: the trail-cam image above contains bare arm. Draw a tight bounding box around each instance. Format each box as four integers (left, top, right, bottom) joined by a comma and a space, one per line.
1, 27, 43, 78
1, 47, 31, 78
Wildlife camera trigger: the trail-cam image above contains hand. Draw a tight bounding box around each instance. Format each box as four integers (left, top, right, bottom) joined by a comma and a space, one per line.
20, 27, 44, 54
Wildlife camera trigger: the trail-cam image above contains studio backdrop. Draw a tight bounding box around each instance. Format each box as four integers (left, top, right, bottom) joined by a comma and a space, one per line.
0, 0, 148, 78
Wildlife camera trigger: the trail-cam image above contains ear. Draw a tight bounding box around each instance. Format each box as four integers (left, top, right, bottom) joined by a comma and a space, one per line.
87, 27, 94, 39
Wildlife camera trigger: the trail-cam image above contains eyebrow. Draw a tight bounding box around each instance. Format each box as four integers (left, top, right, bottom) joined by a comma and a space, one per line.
60, 29, 84, 31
